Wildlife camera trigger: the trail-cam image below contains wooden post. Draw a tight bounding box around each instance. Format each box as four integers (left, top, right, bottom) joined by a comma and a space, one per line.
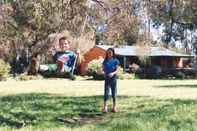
123, 56, 126, 72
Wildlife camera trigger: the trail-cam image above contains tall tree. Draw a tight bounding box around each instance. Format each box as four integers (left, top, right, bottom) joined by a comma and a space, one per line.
88, 0, 140, 45
0, 0, 92, 57
148, 0, 197, 50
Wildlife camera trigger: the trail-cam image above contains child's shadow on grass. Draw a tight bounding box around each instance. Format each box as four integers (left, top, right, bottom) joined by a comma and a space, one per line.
0, 93, 127, 128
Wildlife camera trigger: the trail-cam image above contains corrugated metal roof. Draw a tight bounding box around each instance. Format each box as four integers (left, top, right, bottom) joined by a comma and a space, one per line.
96, 45, 193, 57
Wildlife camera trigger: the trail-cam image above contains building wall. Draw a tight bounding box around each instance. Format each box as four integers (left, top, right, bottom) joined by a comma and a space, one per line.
80, 47, 106, 75
151, 56, 183, 68
175, 57, 183, 68
80, 46, 188, 75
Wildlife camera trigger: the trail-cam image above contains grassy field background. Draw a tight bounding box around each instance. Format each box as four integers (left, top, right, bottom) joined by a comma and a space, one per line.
1, 79, 197, 99
1, 79, 197, 130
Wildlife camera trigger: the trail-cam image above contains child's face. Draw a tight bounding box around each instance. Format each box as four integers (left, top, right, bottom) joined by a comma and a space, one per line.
59, 40, 70, 51
107, 50, 113, 59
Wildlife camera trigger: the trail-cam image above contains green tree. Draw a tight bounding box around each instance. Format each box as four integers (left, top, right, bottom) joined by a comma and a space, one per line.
0, 0, 91, 59
87, 0, 140, 45
149, 0, 197, 49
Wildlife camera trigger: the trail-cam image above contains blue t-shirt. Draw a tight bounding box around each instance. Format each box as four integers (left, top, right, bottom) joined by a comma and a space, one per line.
103, 58, 120, 76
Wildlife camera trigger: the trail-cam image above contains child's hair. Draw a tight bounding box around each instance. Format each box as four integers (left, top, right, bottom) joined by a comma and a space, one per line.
104, 48, 115, 63
59, 36, 70, 44
59, 36, 67, 42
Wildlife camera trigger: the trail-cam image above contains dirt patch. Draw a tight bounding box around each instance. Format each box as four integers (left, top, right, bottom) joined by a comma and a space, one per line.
58, 115, 104, 125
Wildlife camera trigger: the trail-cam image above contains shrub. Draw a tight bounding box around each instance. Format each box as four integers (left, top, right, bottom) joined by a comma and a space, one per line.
118, 73, 135, 80
174, 71, 185, 79
18, 73, 43, 81
116, 66, 129, 79
87, 58, 104, 79
0, 59, 11, 81
117, 66, 124, 76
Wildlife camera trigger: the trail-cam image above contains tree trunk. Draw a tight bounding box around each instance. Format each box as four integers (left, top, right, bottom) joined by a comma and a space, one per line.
167, 0, 175, 47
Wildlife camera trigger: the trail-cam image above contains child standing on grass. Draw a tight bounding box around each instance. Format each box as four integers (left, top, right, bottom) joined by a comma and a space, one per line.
102, 48, 120, 113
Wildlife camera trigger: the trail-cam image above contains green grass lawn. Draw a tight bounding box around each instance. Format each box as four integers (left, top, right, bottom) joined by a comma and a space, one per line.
1, 79, 197, 131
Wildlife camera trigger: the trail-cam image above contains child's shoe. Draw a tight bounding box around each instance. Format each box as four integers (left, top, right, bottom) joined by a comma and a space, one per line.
112, 107, 118, 113
102, 106, 108, 113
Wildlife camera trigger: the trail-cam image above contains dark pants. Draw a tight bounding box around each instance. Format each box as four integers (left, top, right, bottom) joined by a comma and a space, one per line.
104, 76, 117, 103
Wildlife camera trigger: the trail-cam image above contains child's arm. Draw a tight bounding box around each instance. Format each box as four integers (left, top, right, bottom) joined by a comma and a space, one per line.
108, 69, 118, 78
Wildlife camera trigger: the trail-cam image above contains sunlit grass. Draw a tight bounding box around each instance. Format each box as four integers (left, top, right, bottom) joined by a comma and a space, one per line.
0, 79, 197, 130
0, 94, 197, 131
